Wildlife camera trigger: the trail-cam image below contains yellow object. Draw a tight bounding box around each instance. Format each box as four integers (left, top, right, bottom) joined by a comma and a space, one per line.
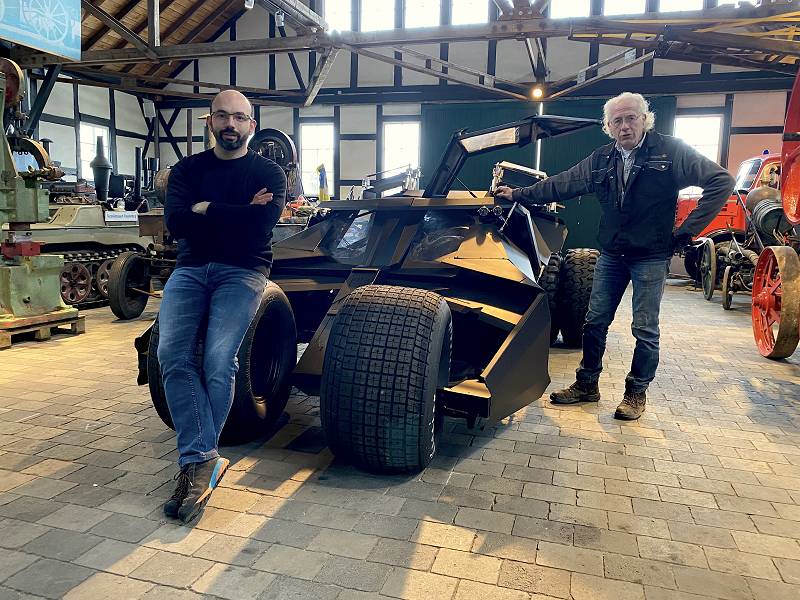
317, 164, 330, 201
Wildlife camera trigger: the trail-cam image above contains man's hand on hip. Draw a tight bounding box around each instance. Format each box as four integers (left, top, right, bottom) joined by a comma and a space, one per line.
191, 201, 210, 215
494, 185, 513, 201
251, 188, 273, 205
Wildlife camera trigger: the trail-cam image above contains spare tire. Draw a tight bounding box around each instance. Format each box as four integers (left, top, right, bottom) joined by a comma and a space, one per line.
558, 248, 600, 348
148, 281, 297, 445
321, 285, 452, 474
539, 253, 562, 345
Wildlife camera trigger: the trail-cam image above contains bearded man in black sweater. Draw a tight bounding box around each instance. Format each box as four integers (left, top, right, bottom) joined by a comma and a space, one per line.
158, 90, 286, 523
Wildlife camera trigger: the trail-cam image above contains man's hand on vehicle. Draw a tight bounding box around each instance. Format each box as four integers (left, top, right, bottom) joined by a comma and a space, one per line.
671, 231, 692, 253
251, 188, 273, 205
494, 185, 514, 201
191, 201, 210, 215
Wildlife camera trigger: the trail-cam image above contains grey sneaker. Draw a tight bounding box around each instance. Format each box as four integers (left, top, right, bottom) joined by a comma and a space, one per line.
615, 390, 646, 420
176, 456, 230, 523
550, 381, 600, 405
164, 464, 192, 518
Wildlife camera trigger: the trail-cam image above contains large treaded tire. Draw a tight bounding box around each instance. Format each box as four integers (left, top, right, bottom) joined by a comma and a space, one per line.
539, 253, 562, 345
558, 248, 600, 348
321, 285, 452, 474
108, 251, 149, 320
148, 281, 297, 445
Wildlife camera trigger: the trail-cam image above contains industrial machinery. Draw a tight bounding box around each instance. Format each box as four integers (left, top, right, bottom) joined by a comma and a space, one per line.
693, 184, 792, 309
2, 137, 154, 309
678, 153, 781, 285
135, 114, 601, 473
107, 128, 305, 320
750, 71, 800, 359
0, 60, 83, 349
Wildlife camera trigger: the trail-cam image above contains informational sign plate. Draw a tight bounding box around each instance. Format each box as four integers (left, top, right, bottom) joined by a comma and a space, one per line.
0, 0, 81, 61
105, 210, 139, 223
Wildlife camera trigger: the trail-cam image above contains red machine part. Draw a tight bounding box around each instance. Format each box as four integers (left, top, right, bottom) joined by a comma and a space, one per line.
751, 247, 800, 359
782, 71, 800, 226
1, 240, 43, 260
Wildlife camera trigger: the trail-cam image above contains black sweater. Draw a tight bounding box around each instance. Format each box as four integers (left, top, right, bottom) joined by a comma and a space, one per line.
164, 149, 287, 276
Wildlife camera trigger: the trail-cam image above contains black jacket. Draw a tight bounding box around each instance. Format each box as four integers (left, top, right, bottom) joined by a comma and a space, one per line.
511, 132, 735, 259
165, 149, 287, 277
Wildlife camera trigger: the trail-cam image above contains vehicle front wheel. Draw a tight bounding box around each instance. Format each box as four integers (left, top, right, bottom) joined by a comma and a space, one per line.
320, 285, 452, 474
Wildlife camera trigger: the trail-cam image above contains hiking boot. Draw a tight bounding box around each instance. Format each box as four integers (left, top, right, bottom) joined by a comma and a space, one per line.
550, 381, 600, 405
176, 456, 230, 523
615, 390, 647, 420
163, 464, 193, 519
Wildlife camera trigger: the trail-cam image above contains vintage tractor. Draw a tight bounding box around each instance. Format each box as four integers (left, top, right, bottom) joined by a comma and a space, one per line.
134, 115, 602, 473
750, 72, 800, 359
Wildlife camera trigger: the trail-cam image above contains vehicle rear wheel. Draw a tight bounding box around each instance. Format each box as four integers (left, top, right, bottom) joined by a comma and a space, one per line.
108, 251, 150, 320
558, 248, 599, 348
539, 253, 562, 345
148, 282, 297, 444
321, 285, 452, 474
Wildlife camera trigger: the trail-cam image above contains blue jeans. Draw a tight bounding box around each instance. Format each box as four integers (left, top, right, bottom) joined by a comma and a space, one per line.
576, 253, 670, 393
157, 263, 266, 467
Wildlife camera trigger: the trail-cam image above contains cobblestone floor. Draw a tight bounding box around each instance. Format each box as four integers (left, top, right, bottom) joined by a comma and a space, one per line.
0, 282, 799, 600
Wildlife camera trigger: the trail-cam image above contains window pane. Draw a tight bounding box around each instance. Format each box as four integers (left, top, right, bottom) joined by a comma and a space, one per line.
659, 0, 703, 11
383, 122, 420, 173
383, 122, 420, 195
361, 0, 395, 31
674, 115, 723, 195
717, 0, 755, 5
406, 0, 440, 28
325, 0, 351, 32
451, 0, 488, 25
605, 0, 646, 15
550, 0, 590, 18
300, 123, 335, 197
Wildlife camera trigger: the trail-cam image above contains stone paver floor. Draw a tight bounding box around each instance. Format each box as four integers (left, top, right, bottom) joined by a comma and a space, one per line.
0, 282, 799, 599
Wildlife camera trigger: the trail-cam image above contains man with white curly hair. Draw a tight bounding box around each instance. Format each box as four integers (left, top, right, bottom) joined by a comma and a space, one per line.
495, 92, 734, 420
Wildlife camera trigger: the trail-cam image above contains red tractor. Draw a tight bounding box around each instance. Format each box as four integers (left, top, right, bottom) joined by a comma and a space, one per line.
751, 71, 800, 358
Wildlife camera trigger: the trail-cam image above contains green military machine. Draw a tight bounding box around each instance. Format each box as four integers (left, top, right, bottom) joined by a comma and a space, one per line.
0, 60, 84, 349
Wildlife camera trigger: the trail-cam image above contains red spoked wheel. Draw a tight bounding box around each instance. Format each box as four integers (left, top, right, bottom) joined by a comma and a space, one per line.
751, 246, 800, 359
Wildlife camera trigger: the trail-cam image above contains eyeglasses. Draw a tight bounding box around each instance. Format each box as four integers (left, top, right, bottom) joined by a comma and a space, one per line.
211, 111, 253, 123
609, 114, 643, 128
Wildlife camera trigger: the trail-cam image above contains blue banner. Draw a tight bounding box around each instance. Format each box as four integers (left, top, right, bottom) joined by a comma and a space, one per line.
0, 0, 81, 60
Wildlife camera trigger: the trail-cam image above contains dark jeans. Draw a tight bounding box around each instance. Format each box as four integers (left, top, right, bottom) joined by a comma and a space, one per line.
575, 253, 670, 393
157, 263, 266, 467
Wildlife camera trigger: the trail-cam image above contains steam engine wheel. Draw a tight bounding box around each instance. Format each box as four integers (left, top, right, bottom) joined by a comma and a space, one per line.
751, 246, 800, 359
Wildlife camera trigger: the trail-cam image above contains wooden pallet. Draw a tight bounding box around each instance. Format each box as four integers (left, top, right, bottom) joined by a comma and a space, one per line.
0, 315, 86, 350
